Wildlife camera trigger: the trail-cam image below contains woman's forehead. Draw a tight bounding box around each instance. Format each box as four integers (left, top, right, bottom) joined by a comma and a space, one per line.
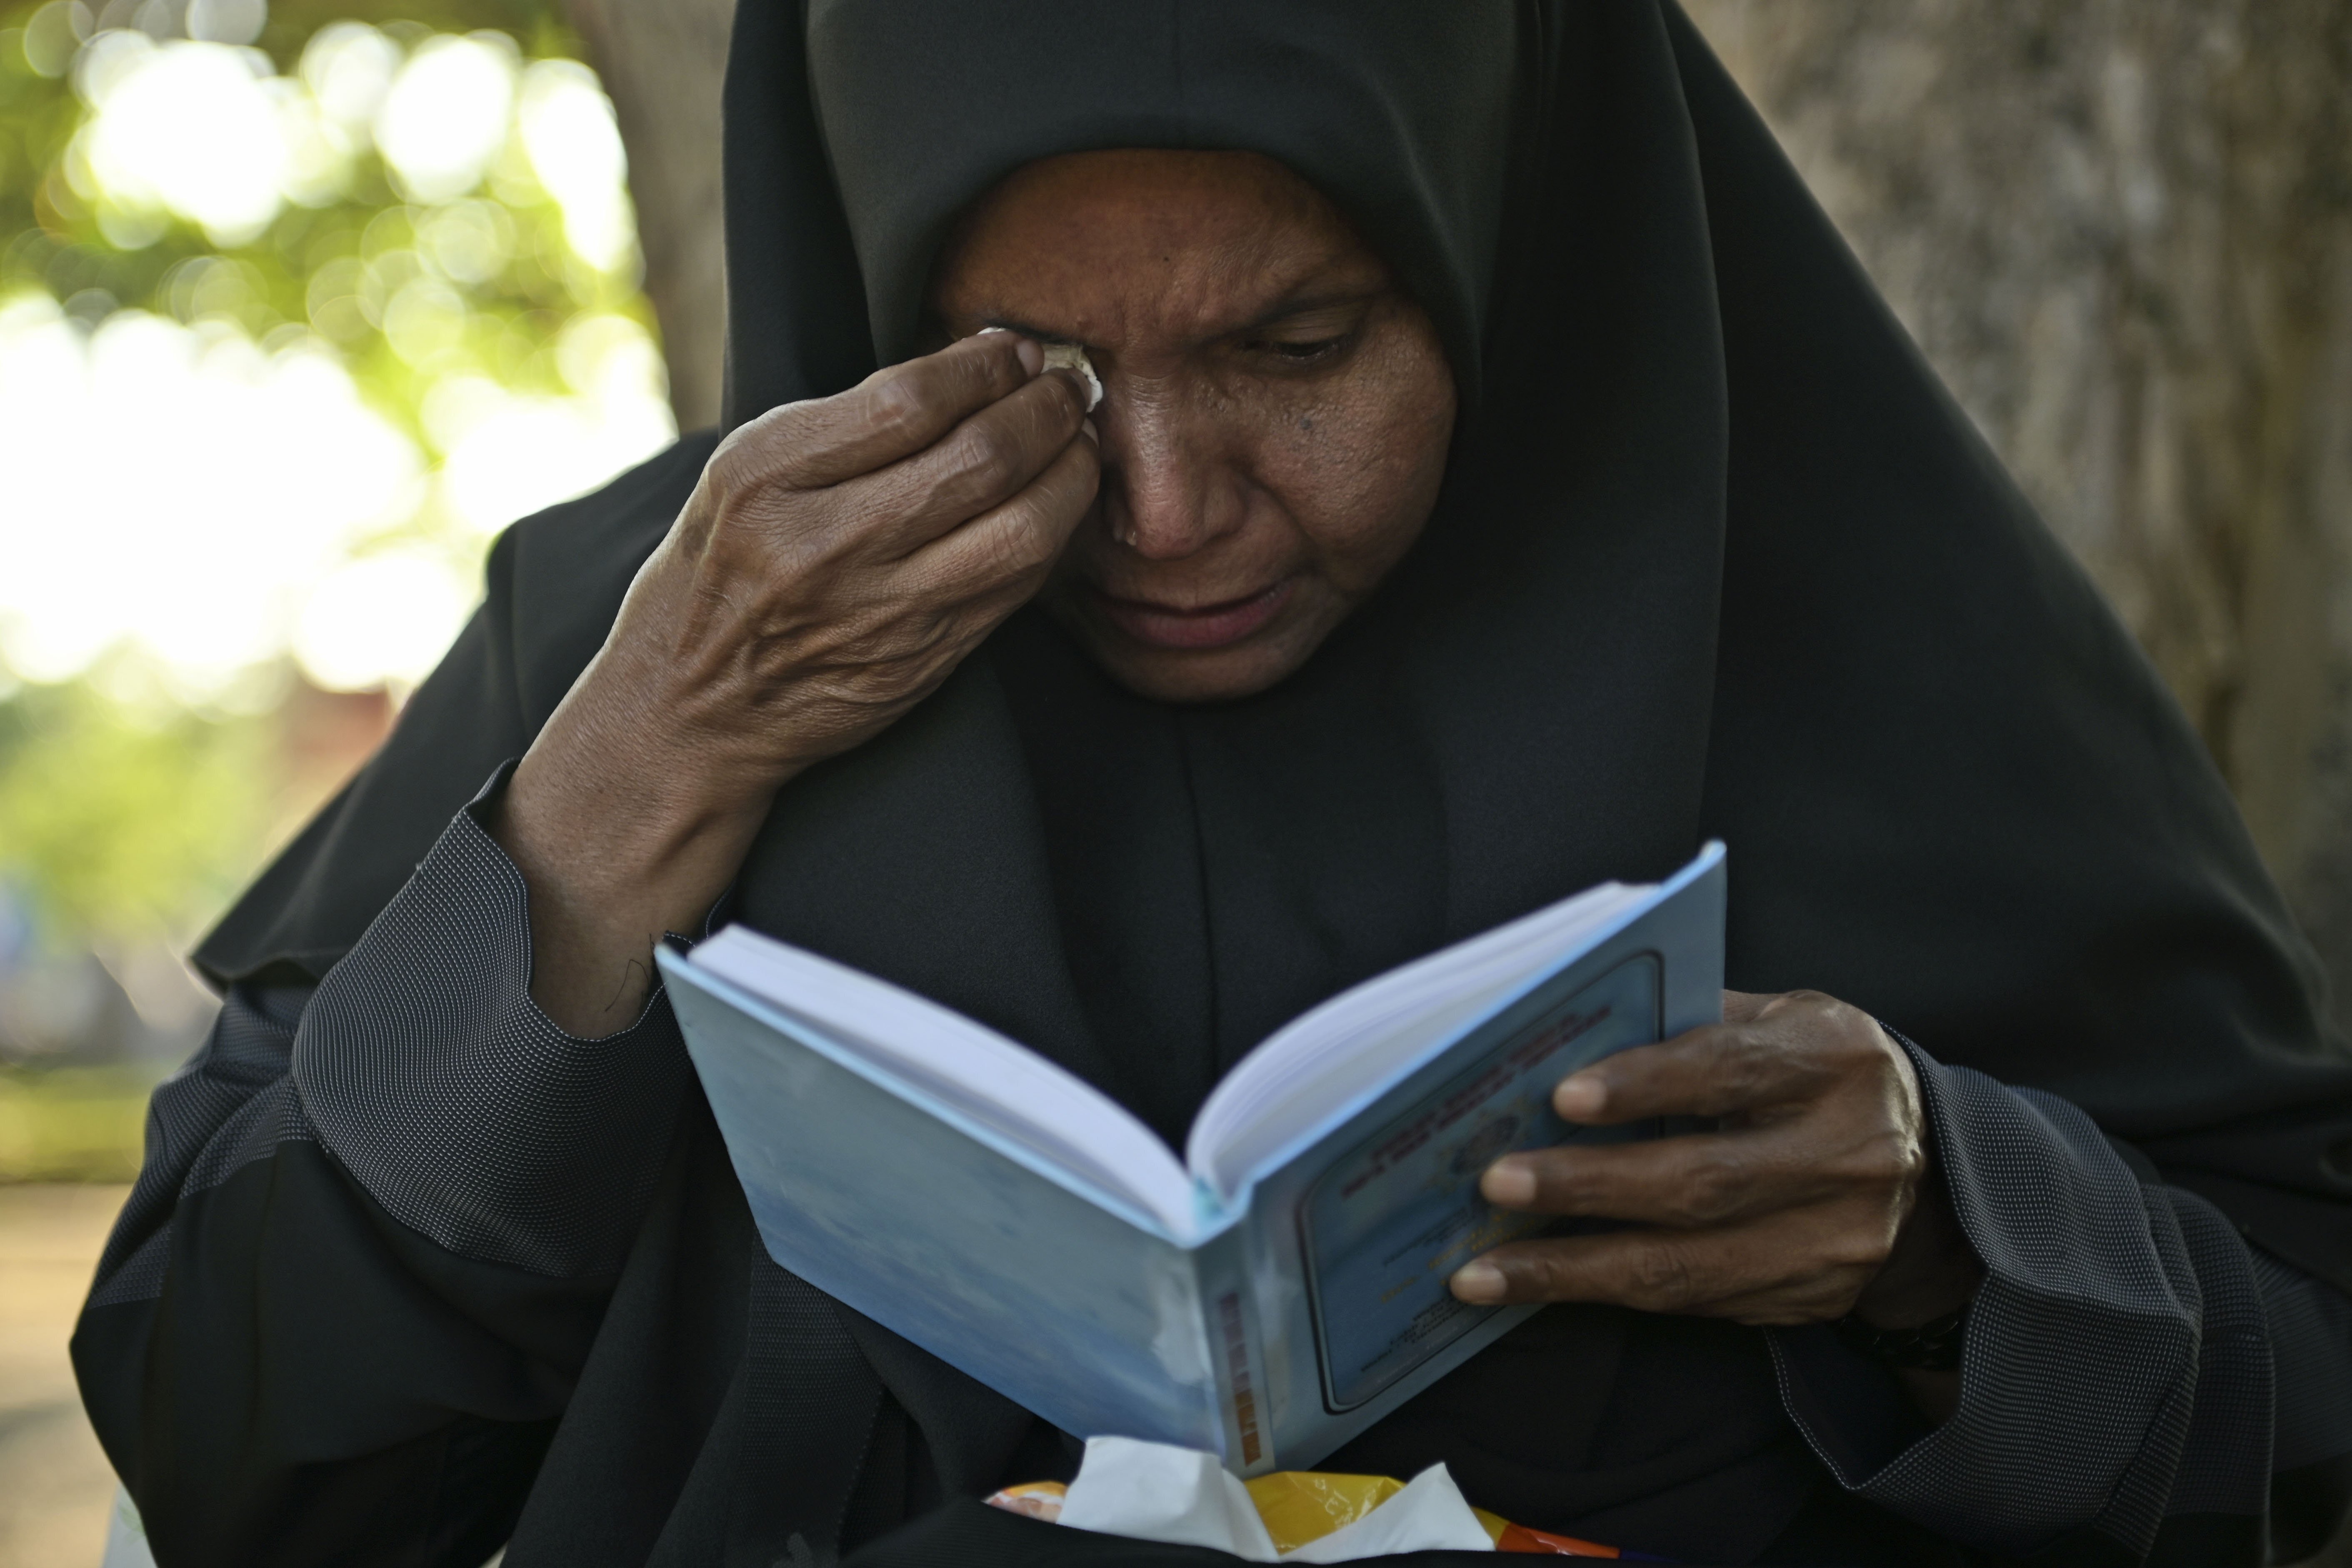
932, 155, 1390, 353
936, 154, 1377, 300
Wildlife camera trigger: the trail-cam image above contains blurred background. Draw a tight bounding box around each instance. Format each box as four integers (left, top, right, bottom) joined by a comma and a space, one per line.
0, 0, 673, 1557
0, 0, 672, 1182
0, 0, 2347, 1562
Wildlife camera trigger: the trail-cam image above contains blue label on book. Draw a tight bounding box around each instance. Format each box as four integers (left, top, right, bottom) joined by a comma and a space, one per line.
1297, 953, 1663, 1411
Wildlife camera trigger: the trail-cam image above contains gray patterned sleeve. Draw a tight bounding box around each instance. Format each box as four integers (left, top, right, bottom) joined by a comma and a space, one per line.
1770, 1038, 2351, 1562
75, 768, 702, 1563
90, 765, 695, 1309
290, 786, 695, 1277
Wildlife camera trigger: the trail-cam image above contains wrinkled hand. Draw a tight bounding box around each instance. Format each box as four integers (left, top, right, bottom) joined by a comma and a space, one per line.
581, 331, 1100, 793
1451, 991, 1981, 1332
496, 332, 1098, 1034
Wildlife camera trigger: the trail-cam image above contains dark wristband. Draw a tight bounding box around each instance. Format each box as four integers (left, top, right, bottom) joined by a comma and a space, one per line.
1833, 1304, 1968, 1370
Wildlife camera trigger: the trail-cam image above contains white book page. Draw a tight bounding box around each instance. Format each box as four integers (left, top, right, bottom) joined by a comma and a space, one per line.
690, 928, 1199, 1236
1183, 879, 1654, 1200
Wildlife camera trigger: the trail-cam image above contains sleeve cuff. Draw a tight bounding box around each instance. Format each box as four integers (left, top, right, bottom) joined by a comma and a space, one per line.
1769, 1030, 2216, 1558
291, 765, 695, 1277
463, 759, 732, 993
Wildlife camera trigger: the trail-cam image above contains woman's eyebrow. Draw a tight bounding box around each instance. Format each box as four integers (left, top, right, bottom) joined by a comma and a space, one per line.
1241, 288, 1383, 330
974, 288, 1380, 348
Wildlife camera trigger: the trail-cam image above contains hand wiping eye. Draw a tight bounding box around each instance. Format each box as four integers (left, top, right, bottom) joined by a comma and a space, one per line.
977, 326, 1103, 410
1041, 342, 1104, 410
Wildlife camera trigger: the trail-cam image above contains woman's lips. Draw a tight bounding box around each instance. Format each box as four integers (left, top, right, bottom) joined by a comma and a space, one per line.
1094, 580, 1295, 650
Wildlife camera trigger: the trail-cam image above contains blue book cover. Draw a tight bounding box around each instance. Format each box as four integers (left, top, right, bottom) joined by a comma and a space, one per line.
660, 842, 1725, 1475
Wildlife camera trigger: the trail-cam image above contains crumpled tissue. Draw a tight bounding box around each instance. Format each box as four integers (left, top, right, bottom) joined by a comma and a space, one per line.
1055, 1436, 1494, 1560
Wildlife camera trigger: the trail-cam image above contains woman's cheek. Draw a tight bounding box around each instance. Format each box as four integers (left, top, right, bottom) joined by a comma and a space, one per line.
1303, 393, 1450, 572
1252, 395, 1378, 541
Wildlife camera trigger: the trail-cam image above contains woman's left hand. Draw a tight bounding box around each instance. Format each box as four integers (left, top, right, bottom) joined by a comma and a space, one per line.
1450, 990, 1981, 1333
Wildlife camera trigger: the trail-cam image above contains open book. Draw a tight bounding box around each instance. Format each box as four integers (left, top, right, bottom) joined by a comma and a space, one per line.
660, 842, 1725, 1475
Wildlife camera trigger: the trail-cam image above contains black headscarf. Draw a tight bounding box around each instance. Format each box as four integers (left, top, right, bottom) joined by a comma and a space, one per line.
191, 3, 2352, 1538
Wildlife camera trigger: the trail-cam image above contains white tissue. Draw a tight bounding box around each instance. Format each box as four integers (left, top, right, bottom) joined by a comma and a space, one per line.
1057, 1438, 1280, 1560
972, 326, 1103, 410
1040, 341, 1105, 410
1055, 1438, 1493, 1560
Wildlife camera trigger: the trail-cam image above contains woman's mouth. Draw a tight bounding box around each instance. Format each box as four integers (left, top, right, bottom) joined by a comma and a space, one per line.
1093, 580, 1295, 650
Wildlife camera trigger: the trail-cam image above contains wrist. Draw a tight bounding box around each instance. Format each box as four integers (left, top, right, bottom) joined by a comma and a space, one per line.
493, 754, 758, 1036
504, 756, 766, 916
1852, 1168, 1982, 1330
1834, 1302, 1968, 1370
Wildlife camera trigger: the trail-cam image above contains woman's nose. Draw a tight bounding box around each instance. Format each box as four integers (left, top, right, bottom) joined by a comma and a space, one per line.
1096, 388, 1245, 559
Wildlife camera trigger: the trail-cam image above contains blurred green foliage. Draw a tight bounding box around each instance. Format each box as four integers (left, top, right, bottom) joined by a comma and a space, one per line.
0, 0, 651, 966
0, 0, 666, 1181
0, 1062, 164, 1179
0, 678, 273, 949
0, 0, 635, 459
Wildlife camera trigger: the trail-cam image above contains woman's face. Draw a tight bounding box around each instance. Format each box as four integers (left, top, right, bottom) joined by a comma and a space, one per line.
929, 149, 1458, 703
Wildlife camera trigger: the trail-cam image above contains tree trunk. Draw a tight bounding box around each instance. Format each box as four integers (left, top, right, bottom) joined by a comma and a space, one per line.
565, 0, 2352, 1038
1684, 0, 2352, 1035
562, 0, 733, 431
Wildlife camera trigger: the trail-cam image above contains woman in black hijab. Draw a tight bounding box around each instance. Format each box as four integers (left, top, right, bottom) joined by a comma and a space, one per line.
74, 3, 2352, 1565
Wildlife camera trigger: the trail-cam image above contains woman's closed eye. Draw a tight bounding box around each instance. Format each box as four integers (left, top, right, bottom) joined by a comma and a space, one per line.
1234, 297, 1378, 370
1247, 332, 1355, 365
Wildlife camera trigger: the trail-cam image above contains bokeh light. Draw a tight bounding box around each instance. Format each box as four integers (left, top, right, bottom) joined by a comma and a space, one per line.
0, 0, 678, 1037
375, 31, 513, 205
517, 57, 627, 272
0, 293, 422, 689
79, 36, 288, 245
292, 546, 472, 692
0, 15, 674, 700
298, 19, 399, 131
433, 311, 672, 536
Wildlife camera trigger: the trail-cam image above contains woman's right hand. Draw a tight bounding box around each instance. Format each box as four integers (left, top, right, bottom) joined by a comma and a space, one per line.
493, 331, 1099, 1035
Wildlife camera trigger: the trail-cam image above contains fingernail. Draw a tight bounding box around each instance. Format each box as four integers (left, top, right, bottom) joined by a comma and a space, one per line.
1041, 342, 1103, 410
1081, 416, 1100, 444
977, 327, 1043, 376
1555, 1073, 1605, 1121
1482, 1159, 1536, 1207
1452, 1262, 1507, 1303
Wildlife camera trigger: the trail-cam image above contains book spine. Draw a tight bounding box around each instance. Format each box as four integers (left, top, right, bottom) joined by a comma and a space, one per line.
1191, 1222, 1275, 1477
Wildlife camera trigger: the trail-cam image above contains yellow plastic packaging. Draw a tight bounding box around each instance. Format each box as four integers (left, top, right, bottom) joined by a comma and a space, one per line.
1243, 1470, 1416, 1552
984, 1469, 1631, 1557
1242, 1470, 1626, 1557
985, 1480, 1070, 1522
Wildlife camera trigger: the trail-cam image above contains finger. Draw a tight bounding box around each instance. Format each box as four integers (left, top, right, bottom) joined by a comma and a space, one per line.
903, 421, 1099, 599
840, 367, 1093, 558
1448, 1208, 1881, 1323
733, 332, 1047, 491
1480, 1123, 1840, 1228
1722, 989, 1772, 1025
1550, 1020, 1835, 1125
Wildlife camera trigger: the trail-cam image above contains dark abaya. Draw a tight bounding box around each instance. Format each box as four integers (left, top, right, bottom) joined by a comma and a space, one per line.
74, 3, 2352, 1565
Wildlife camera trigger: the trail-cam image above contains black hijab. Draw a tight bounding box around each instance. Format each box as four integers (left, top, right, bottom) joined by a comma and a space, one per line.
188, 10, 2352, 1547
198, 0, 2352, 1287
